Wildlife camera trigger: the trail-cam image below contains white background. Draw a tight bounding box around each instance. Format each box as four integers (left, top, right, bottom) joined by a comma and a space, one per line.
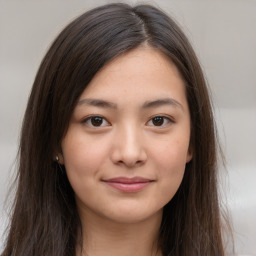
0, 0, 255, 254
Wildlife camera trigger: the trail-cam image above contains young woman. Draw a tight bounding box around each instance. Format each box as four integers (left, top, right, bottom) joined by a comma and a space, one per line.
1, 3, 231, 256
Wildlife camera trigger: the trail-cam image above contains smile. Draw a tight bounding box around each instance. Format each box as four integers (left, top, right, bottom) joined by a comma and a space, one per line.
102, 176, 154, 193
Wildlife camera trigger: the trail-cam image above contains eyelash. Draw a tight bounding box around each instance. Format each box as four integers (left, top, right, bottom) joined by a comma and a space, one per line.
146, 116, 174, 127
82, 115, 110, 128
82, 115, 174, 128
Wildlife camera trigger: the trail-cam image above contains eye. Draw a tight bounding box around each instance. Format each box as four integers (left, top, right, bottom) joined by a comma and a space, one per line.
147, 116, 173, 127
82, 116, 110, 127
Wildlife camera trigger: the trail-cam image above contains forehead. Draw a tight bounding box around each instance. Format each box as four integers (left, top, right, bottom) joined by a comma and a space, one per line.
78, 46, 188, 109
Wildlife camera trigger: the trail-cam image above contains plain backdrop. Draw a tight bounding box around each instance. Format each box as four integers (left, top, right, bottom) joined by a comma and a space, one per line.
0, 0, 256, 254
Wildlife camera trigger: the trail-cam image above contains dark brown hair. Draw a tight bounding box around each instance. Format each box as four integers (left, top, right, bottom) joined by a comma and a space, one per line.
2, 3, 229, 256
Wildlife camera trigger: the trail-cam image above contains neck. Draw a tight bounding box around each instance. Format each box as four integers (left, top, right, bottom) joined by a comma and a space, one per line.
77, 208, 163, 256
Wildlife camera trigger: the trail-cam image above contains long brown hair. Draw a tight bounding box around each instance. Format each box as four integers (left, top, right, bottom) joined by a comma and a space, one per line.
2, 3, 229, 256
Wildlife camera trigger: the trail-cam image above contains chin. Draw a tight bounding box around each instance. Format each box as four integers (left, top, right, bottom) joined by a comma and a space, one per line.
102, 207, 163, 224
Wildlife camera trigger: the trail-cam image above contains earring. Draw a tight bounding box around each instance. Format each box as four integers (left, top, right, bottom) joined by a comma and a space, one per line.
55, 155, 59, 162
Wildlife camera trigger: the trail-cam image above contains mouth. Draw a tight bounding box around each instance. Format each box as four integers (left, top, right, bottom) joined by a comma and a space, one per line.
102, 176, 154, 193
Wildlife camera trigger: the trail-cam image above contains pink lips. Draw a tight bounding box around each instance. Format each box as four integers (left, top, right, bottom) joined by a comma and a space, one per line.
103, 176, 153, 193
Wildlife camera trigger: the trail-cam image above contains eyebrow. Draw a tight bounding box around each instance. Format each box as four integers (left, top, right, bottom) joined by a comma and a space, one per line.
142, 98, 184, 111
77, 97, 183, 111
77, 98, 118, 109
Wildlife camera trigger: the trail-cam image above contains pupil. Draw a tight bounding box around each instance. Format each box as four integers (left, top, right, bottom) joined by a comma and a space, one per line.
152, 117, 163, 126
91, 117, 103, 126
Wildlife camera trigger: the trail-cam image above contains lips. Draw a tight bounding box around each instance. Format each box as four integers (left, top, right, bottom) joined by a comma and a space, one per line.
102, 176, 153, 192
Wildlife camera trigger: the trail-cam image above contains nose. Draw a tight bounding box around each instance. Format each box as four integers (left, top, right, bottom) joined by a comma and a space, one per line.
110, 125, 147, 168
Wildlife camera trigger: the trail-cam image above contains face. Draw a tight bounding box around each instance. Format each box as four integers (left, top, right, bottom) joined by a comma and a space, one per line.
60, 46, 192, 224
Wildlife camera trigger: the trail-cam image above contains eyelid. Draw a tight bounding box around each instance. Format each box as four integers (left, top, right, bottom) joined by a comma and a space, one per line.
80, 114, 174, 128
82, 115, 111, 128
146, 115, 175, 127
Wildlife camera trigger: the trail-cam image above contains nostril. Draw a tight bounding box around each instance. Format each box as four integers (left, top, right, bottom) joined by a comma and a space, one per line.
110, 136, 148, 167
116, 159, 146, 168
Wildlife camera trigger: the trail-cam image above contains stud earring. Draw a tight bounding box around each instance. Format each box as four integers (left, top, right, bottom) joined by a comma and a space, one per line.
55, 155, 59, 162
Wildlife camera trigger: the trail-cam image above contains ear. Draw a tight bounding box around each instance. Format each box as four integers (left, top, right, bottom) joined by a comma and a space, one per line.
186, 145, 193, 163
58, 153, 64, 165
54, 152, 64, 165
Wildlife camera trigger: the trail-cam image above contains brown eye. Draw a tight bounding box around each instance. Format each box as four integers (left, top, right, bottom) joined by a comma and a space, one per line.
152, 116, 164, 126
91, 116, 103, 126
147, 116, 173, 127
83, 116, 110, 127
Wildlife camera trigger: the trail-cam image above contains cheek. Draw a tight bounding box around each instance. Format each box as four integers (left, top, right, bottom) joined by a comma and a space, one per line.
61, 133, 110, 177
150, 138, 189, 195
152, 138, 189, 170
61, 134, 112, 202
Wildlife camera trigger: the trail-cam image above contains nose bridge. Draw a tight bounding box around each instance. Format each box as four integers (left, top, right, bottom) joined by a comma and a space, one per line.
112, 121, 147, 167
122, 122, 140, 150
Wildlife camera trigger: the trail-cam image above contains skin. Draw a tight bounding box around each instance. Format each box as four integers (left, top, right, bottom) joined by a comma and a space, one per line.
60, 46, 192, 256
